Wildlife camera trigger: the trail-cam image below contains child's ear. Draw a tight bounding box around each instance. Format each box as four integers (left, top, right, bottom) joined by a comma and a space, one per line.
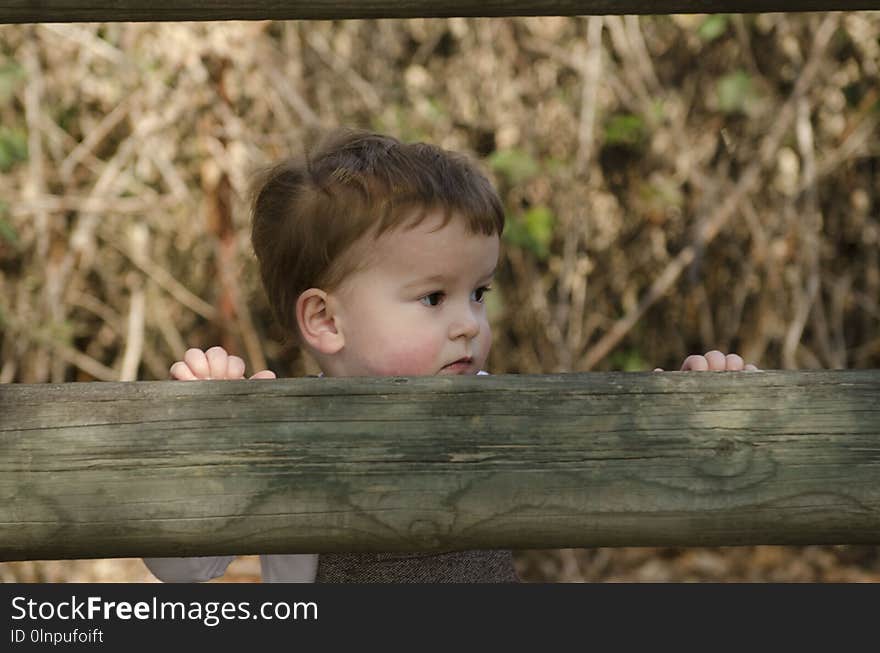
296, 288, 344, 355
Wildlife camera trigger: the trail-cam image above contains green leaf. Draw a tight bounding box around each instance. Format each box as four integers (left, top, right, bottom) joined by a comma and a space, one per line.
488, 149, 539, 185
522, 206, 554, 257
650, 99, 667, 123
0, 127, 28, 171
503, 205, 555, 260
0, 217, 18, 246
634, 174, 683, 222
0, 60, 25, 104
425, 98, 446, 121
604, 114, 646, 147
698, 14, 729, 42
717, 71, 752, 114
610, 349, 649, 372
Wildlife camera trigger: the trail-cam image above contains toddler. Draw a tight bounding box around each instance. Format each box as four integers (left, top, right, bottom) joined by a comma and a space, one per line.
144, 128, 756, 583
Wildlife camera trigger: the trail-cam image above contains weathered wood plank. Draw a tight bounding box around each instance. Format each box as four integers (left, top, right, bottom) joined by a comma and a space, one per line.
0, 370, 878, 561
2, 1, 879, 25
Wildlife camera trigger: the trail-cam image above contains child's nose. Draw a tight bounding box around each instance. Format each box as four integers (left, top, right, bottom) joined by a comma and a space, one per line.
449, 307, 480, 340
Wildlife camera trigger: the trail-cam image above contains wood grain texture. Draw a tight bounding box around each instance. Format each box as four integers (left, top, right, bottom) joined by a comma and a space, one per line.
0, 370, 878, 561
2, 1, 879, 24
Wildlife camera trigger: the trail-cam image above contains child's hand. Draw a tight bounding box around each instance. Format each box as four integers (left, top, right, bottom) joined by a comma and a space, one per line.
653, 350, 759, 372
169, 346, 277, 380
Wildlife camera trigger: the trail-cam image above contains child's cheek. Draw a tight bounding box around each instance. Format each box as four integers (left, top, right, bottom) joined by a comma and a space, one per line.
371, 335, 441, 376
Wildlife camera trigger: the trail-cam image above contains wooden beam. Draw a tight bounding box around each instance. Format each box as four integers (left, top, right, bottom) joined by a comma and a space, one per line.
2, 1, 879, 25
1, 370, 878, 561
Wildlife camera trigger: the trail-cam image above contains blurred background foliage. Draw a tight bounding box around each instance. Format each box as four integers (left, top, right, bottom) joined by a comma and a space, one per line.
1, 12, 878, 582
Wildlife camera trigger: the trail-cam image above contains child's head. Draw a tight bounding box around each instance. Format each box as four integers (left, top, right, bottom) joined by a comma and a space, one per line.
251, 128, 504, 377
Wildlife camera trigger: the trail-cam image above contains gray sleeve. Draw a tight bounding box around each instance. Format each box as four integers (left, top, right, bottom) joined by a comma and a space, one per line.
260, 554, 318, 582
142, 556, 236, 583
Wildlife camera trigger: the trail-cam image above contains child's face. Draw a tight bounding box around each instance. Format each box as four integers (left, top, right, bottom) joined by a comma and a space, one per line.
327, 210, 499, 377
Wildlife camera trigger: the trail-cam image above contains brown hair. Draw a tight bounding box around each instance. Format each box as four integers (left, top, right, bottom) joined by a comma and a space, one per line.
250, 128, 505, 339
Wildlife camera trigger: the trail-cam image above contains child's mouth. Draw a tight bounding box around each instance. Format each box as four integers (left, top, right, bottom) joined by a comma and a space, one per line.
440, 358, 474, 374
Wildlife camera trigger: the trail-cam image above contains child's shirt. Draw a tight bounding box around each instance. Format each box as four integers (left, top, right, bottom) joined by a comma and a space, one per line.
144, 554, 317, 582
144, 549, 518, 583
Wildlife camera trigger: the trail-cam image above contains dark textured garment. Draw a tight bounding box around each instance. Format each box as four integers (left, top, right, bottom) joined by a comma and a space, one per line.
315, 549, 519, 583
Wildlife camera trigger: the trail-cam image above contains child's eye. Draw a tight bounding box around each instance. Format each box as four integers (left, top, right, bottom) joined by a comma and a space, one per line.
420, 292, 444, 307
471, 286, 492, 303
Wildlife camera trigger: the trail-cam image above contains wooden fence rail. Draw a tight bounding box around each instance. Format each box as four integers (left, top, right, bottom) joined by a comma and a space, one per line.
0, 370, 878, 561
2, 1, 880, 24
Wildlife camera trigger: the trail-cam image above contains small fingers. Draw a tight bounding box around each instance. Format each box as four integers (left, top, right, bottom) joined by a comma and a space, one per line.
205, 346, 231, 379
705, 350, 727, 371
680, 355, 709, 371
725, 353, 744, 371
227, 355, 246, 379
183, 348, 211, 378
169, 361, 198, 380
249, 370, 277, 380
680, 350, 759, 372
179, 347, 258, 380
